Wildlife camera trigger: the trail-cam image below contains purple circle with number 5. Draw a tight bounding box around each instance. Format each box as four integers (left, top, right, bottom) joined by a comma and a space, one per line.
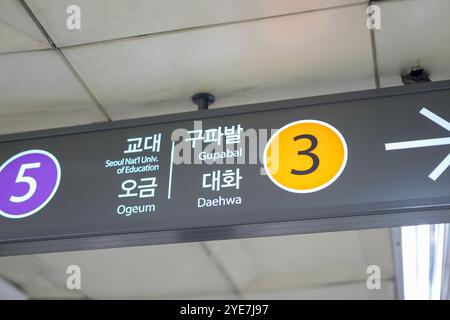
0, 150, 61, 219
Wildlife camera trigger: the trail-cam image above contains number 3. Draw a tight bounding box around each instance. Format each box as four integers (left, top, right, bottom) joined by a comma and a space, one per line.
10, 162, 41, 203
291, 134, 319, 175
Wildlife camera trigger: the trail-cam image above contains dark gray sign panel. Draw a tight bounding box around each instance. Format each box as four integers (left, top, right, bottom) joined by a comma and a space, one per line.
0, 81, 449, 255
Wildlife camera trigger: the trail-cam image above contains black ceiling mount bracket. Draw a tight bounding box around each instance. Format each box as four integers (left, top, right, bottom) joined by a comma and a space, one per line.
192, 93, 215, 110
401, 66, 431, 85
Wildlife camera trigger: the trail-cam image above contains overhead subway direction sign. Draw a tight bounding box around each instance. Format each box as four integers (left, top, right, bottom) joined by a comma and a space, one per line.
0, 81, 450, 255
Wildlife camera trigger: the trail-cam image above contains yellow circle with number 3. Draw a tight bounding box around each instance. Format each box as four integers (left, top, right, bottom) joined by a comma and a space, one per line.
264, 120, 348, 193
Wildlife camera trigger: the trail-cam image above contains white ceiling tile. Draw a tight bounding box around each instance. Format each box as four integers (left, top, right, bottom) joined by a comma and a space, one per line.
0, 50, 107, 135
0, 243, 235, 299
62, 4, 374, 120
0, 0, 50, 53
243, 280, 395, 299
238, 229, 393, 291
204, 241, 259, 291
376, 0, 450, 87
172, 230, 393, 298
0, 256, 83, 299
357, 228, 394, 274
26, 0, 367, 46
0, 229, 394, 299
0, 278, 28, 299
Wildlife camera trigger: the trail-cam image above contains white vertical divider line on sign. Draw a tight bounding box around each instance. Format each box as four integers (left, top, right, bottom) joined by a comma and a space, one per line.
167, 140, 175, 199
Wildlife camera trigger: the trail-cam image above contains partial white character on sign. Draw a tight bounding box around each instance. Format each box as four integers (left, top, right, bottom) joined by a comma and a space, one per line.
186, 129, 204, 147
224, 124, 243, 145
118, 180, 138, 198
221, 168, 242, 189
204, 127, 223, 145
144, 134, 162, 153
138, 177, 158, 198
124, 138, 143, 154
202, 170, 221, 191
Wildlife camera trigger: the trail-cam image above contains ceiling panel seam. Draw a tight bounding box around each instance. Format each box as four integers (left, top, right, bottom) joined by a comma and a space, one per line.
55, 49, 112, 121
370, 29, 381, 88
200, 243, 243, 298
17, 0, 112, 122
0, 276, 28, 298
0, 48, 52, 57
56, 1, 369, 50
18, 0, 56, 47
369, 0, 381, 88
390, 228, 404, 300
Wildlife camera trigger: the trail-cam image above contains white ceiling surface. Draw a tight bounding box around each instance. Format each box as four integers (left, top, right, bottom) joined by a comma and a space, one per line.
0, 50, 107, 134
0, 278, 27, 299
0, 0, 375, 132
0, 0, 50, 54
0, 229, 395, 299
61, 4, 374, 120
0, 0, 449, 129
376, 0, 450, 87
25, 0, 365, 46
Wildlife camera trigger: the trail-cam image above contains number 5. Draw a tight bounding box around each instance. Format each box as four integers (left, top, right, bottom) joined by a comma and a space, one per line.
10, 163, 41, 203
